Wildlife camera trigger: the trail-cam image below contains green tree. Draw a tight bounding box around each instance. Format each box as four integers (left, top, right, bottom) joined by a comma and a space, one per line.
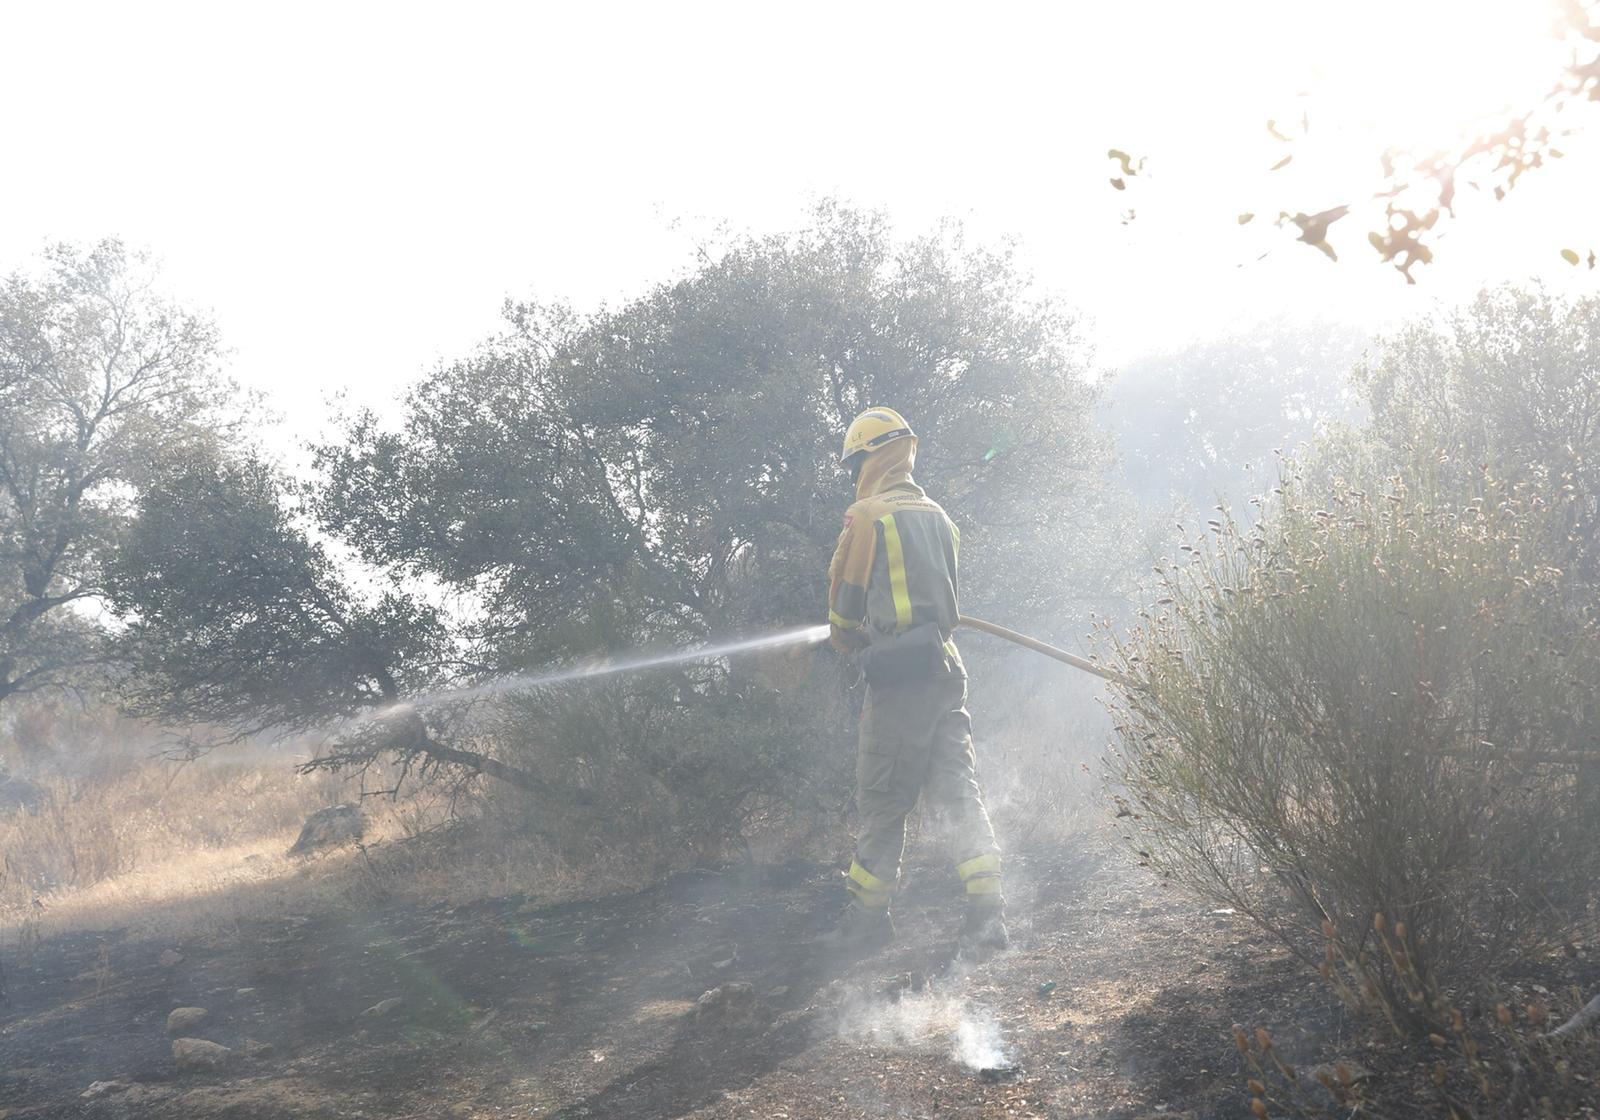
104, 452, 550, 789
113, 204, 1111, 859
315, 205, 1108, 653
313, 203, 1109, 853
0, 241, 232, 705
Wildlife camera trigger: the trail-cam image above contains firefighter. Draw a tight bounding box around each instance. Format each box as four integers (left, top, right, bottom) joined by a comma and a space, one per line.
820, 406, 1008, 956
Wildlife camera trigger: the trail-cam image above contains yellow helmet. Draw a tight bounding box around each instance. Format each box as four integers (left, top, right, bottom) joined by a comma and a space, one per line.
840, 406, 914, 466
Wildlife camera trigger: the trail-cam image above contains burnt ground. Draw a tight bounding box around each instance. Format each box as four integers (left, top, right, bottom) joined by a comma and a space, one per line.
2, 839, 1595, 1120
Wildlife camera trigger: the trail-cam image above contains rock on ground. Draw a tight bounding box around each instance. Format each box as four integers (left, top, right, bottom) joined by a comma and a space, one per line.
171, 1037, 233, 1071
166, 1006, 209, 1035
80, 1080, 129, 1100
286, 803, 364, 858
694, 982, 768, 1026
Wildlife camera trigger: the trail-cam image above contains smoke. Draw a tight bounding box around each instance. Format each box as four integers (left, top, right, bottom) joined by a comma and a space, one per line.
952, 1007, 1009, 1069
837, 977, 1013, 1073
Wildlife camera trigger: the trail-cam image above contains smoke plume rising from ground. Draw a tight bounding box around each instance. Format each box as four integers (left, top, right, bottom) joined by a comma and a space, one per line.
836, 965, 1014, 1074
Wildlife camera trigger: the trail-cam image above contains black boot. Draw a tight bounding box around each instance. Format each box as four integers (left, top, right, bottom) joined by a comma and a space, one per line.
959, 896, 1010, 956
816, 901, 895, 955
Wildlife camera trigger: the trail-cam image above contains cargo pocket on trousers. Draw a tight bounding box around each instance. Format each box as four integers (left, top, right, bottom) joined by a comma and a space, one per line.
857, 738, 904, 797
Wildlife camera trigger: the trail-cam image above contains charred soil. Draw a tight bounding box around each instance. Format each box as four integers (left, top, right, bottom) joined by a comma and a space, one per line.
2, 840, 1595, 1119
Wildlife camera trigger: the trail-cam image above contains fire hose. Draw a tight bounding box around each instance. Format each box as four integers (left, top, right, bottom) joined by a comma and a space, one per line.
957, 615, 1133, 687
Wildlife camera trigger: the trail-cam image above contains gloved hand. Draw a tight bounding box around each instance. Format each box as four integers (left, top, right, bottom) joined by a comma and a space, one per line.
830, 623, 869, 653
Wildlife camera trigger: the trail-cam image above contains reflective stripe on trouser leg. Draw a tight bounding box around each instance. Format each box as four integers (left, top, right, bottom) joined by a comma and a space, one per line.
957, 851, 1002, 895
846, 859, 896, 909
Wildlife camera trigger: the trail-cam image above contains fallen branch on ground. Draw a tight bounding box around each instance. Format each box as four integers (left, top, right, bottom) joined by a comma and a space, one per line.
1546, 992, 1600, 1039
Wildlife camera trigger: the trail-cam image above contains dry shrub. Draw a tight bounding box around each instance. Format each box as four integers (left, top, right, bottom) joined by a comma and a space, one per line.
2, 702, 832, 946
1107, 455, 1600, 1005
486, 655, 857, 872
481, 639, 1099, 879
1238, 932, 1600, 1119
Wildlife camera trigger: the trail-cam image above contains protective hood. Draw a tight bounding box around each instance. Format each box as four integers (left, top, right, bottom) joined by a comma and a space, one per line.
855, 435, 924, 501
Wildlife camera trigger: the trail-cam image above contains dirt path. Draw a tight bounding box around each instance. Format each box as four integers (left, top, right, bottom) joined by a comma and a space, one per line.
1, 840, 1349, 1119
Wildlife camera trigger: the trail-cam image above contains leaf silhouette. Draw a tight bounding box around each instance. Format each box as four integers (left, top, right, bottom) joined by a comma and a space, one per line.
1232, 3, 1599, 282
1110, 177, 1126, 191
1238, 213, 1255, 225
1369, 207, 1438, 283
1107, 149, 1143, 177
1288, 205, 1350, 261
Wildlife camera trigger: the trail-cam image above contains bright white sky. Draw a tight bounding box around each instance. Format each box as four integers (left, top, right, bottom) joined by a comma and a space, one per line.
3, 0, 1598, 447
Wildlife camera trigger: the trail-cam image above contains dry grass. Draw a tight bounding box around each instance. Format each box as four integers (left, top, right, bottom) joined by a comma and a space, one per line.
2, 753, 340, 899
1, 747, 439, 942
0, 743, 679, 949
0, 660, 1104, 955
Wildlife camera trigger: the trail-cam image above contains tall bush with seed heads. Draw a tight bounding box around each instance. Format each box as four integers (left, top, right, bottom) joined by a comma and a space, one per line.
1106, 451, 1600, 1006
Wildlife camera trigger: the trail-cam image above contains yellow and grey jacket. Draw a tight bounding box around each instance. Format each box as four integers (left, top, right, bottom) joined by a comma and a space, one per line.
827, 437, 964, 672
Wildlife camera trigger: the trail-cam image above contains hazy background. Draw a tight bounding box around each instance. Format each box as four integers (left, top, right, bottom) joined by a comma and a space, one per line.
4, 0, 1597, 442
6, 8, 1600, 1116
